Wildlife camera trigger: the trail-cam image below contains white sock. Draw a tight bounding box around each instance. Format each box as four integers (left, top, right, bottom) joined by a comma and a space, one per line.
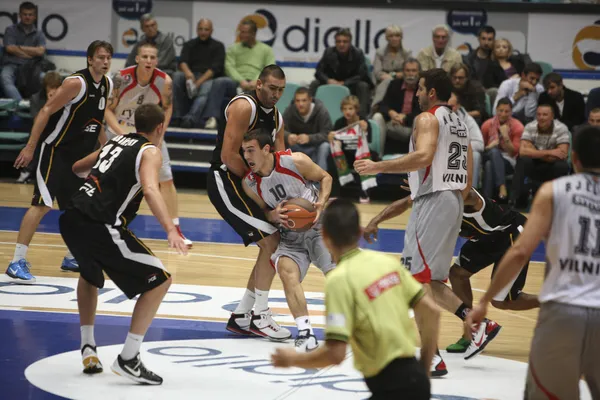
234, 289, 255, 314
254, 289, 269, 313
80, 325, 96, 348
65, 249, 74, 259
172, 218, 180, 226
121, 332, 144, 361
12, 244, 28, 263
295, 316, 313, 334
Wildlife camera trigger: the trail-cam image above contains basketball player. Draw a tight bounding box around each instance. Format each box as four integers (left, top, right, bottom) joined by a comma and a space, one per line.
467, 125, 600, 399
207, 65, 291, 341
104, 41, 192, 247
60, 103, 188, 384
6, 40, 114, 283
241, 129, 334, 351
364, 186, 538, 353
355, 68, 499, 374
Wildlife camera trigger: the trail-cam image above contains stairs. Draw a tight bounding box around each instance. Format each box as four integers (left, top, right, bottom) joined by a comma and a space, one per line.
164, 127, 217, 173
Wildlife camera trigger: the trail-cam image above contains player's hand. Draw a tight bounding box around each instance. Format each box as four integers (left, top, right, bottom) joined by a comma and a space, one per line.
14, 145, 35, 169
271, 347, 298, 368
465, 302, 488, 336
363, 222, 378, 243
297, 134, 310, 145
167, 230, 188, 256
354, 159, 380, 175
270, 201, 290, 228
401, 178, 410, 192
312, 201, 324, 223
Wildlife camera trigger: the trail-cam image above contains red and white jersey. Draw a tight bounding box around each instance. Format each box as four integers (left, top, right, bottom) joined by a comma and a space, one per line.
408, 105, 470, 200
244, 150, 318, 209
110, 66, 167, 134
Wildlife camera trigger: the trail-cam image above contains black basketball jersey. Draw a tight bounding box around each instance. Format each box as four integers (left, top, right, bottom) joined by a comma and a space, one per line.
70, 133, 155, 226
460, 189, 525, 242
210, 91, 282, 168
42, 68, 112, 155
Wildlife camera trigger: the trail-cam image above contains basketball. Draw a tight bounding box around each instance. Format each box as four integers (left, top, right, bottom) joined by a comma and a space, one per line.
284, 198, 317, 232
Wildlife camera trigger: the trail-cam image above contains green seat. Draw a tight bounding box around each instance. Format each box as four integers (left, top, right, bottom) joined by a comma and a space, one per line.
0, 131, 29, 142
276, 82, 300, 115
315, 85, 351, 123
535, 61, 553, 80
367, 119, 380, 156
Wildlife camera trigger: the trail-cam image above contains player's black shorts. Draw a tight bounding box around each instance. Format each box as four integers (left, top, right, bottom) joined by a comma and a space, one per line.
207, 167, 278, 246
457, 221, 529, 301
364, 357, 430, 400
59, 208, 170, 299
32, 143, 84, 210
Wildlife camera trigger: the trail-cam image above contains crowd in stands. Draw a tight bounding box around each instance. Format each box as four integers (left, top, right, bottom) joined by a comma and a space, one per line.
2, 2, 599, 207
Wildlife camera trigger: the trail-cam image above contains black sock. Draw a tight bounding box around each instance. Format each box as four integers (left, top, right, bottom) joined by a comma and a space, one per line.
454, 303, 470, 321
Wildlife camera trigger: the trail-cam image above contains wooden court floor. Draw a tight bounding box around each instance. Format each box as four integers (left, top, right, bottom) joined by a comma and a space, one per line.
0, 182, 542, 363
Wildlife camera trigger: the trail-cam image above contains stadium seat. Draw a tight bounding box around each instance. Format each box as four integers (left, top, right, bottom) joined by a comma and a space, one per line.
315, 85, 351, 123
535, 61, 553, 80
276, 82, 300, 115
367, 119, 381, 156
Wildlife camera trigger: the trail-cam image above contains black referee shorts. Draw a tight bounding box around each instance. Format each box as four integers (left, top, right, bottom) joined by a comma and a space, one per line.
364, 357, 430, 400
207, 167, 278, 246
59, 209, 170, 299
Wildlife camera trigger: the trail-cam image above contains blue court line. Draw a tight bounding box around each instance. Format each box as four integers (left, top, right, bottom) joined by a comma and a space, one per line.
0, 206, 547, 262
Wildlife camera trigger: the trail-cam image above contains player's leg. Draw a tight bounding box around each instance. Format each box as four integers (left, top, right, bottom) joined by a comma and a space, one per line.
582, 308, 600, 399
448, 264, 474, 308
56, 162, 86, 272
490, 261, 540, 311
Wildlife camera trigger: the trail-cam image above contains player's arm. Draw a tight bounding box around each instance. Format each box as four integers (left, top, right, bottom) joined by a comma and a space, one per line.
140, 147, 188, 254
274, 121, 285, 152
363, 196, 413, 243
104, 74, 126, 136
98, 125, 108, 146
161, 75, 174, 130
354, 113, 439, 175
14, 77, 83, 169
242, 179, 288, 226
462, 143, 473, 200
221, 100, 252, 177
292, 152, 332, 220
72, 148, 101, 178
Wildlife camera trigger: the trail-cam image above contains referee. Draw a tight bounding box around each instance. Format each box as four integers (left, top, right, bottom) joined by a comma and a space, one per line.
271, 199, 439, 399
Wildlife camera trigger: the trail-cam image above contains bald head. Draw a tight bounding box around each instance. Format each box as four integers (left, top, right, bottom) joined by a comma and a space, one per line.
197, 19, 213, 41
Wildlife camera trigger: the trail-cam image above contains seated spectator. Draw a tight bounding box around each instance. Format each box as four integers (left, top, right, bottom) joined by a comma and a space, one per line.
480, 98, 524, 200
125, 14, 177, 75
371, 58, 420, 154
417, 24, 462, 73
573, 107, 600, 141
1, 2, 46, 101
173, 19, 234, 129
494, 62, 544, 125
449, 92, 484, 188
538, 72, 586, 131
510, 104, 570, 207
450, 63, 487, 125
328, 95, 373, 203
371, 25, 412, 109
283, 87, 333, 171
465, 26, 506, 90
310, 28, 373, 117
225, 19, 276, 92
493, 38, 522, 80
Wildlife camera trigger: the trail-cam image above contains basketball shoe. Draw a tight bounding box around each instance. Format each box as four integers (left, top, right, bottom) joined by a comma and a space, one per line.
226, 312, 253, 336
249, 309, 292, 342
81, 344, 103, 374
295, 329, 319, 353
446, 337, 470, 353
61, 256, 80, 272
111, 353, 163, 385
431, 352, 448, 377
464, 319, 502, 360
5, 259, 35, 284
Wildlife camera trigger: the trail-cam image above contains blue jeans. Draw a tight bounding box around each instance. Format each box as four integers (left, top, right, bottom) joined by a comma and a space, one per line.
290, 142, 330, 171
483, 147, 514, 198
1, 64, 23, 101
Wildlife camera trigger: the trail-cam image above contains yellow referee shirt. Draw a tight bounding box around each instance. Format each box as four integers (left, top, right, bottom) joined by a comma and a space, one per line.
325, 248, 425, 378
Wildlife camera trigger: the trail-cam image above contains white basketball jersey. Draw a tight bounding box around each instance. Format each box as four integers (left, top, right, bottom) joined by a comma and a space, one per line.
408, 105, 470, 200
111, 66, 167, 134
244, 150, 318, 209
542, 173, 600, 309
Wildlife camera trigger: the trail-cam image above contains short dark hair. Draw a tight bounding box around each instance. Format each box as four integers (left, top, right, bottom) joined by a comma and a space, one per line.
496, 97, 513, 109
537, 103, 555, 116
294, 87, 311, 98
420, 68, 453, 102
19, 2, 36, 12
543, 72, 563, 88
137, 40, 158, 53
451, 91, 463, 106
523, 62, 543, 76
241, 19, 257, 34
573, 126, 600, 169
243, 128, 274, 150
86, 40, 114, 67
135, 104, 165, 133
258, 64, 286, 82
478, 25, 496, 37
322, 199, 361, 248
335, 28, 352, 41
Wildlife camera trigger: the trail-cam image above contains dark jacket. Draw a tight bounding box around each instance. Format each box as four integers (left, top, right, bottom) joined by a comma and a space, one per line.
465, 50, 506, 89
283, 99, 333, 145
179, 37, 225, 77
538, 87, 586, 131
455, 80, 487, 125
314, 47, 373, 88
378, 78, 420, 127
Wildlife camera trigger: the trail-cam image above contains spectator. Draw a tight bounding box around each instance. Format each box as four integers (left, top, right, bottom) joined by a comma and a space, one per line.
573, 107, 600, 141
510, 104, 570, 208
538, 72, 586, 132
494, 62, 544, 125
371, 25, 412, 109
416, 24, 462, 73
283, 87, 333, 171
1, 2, 46, 101
493, 38, 522, 80
480, 98, 524, 200
225, 19, 276, 92
449, 92, 484, 188
125, 14, 177, 75
371, 58, 420, 154
310, 28, 373, 117
450, 63, 487, 125
465, 26, 506, 90
172, 19, 233, 129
